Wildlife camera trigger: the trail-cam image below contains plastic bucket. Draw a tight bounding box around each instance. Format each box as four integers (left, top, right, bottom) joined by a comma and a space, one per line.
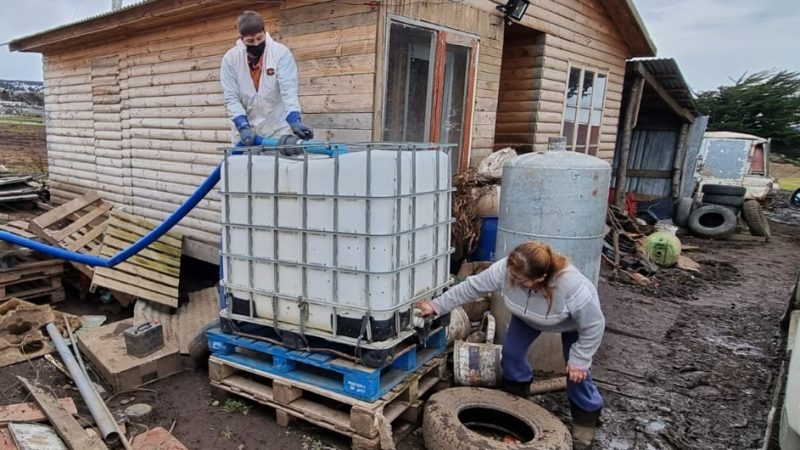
471, 216, 498, 261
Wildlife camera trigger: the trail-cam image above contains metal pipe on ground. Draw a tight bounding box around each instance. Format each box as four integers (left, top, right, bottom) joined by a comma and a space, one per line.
45, 323, 120, 445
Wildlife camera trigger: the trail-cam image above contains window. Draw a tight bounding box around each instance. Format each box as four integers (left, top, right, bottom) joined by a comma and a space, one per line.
562, 66, 607, 156
383, 20, 477, 174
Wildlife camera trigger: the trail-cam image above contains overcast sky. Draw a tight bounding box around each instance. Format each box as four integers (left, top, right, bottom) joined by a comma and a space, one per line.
0, 0, 798, 92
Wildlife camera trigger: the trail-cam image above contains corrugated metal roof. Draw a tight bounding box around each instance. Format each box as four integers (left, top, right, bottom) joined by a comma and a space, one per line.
630, 57, 698, 115
8, 0, 159, 49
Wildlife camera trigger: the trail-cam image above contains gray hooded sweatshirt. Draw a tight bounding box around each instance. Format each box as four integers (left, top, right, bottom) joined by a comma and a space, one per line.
431, 258, 605, 369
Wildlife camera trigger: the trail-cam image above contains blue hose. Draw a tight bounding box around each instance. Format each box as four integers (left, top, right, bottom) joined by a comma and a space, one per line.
0, 138, 345, 268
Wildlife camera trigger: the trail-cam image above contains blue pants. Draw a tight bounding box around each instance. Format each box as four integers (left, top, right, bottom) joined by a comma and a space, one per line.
502, 315, 604, 412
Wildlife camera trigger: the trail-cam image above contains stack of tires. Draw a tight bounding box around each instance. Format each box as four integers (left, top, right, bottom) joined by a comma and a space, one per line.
675, 185, 771, 240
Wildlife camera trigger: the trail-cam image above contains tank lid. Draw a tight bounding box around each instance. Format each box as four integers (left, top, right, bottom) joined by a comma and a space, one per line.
504, 150, 611, 170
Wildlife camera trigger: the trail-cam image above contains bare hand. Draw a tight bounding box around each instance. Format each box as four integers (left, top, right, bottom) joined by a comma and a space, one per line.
416, 300, 436, 317
566, 363, 589, 383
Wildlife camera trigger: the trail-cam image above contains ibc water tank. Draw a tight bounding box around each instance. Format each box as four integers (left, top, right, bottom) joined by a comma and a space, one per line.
491, 146, 611, 373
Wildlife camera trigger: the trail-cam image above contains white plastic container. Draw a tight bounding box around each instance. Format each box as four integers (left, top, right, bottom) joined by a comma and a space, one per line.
220, 144, 452, 349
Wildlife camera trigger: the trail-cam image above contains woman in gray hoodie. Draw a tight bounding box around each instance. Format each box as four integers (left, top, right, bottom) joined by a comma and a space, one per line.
417, 241, 605, 450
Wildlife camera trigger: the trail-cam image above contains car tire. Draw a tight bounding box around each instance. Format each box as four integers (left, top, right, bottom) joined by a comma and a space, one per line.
674, 197, 694, 228
702, 193, 745, 207
741, 199, 771, 239
687, 204, 738, 240
701, 184, 747, 196
423, 387, 571, 450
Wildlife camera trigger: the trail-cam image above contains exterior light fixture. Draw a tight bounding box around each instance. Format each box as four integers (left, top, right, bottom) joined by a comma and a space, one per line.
497, 0, 530, 26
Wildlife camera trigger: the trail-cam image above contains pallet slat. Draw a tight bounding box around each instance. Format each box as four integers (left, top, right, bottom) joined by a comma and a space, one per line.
91, 209, 182, 307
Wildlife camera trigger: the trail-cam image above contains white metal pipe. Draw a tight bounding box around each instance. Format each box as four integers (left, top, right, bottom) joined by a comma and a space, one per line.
45, 323, 120, 445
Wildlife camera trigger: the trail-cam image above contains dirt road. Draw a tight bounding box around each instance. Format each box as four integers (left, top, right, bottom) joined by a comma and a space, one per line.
0, 214, 796, 449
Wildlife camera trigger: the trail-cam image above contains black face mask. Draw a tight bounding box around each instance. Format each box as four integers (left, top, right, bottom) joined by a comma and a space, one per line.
246, 40, 266, 59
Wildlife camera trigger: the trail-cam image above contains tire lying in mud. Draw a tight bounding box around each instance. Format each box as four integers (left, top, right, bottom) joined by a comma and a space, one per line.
701, 193, 745, 208
701, 184, 747, 197
423, 387, 571, 450
741, 199, 771, 239
674, 197, 694, 228
687, 204, 738, 239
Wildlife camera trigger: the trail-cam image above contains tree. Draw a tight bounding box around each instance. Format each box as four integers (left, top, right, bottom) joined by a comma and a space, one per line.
696, 70, 800, 158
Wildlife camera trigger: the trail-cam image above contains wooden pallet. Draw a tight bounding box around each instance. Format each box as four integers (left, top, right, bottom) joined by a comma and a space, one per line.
0, 252, 65, 304
28, 193, 112, 280
208, 325, 447, 402
0, 221, 39, 258
210, 354, 446, 450
91, 209, 182, 308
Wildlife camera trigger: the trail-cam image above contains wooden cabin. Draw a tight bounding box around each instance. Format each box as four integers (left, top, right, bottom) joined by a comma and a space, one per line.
9, 0, 656, 261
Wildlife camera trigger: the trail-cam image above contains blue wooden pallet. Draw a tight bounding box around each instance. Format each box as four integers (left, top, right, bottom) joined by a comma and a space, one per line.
207, 326, 446, 402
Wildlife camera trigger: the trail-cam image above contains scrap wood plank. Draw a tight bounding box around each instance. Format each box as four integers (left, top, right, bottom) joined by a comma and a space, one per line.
28, 193, 111, 279
17, 376, 108, 450
92, 210, 182, 308
0, 398, 77, 423
8, 423, 67, 450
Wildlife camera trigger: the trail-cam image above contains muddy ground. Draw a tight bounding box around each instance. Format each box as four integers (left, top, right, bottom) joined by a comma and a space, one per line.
0, 121, 47, 171
0, 145, 797, 449
0, 213, 795, 450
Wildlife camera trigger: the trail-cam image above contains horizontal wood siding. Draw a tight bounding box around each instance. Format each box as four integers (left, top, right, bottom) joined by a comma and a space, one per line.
379, 1, 504, 167
493, 28, 544, 151
525, 0, 629, 160
41, 2, 378, 244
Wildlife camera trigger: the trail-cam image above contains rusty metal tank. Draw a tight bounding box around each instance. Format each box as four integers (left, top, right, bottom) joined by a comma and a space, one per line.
491, 139, 612, 373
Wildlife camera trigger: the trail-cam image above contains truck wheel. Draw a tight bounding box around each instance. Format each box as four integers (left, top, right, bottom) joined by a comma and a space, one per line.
742, 199, 771, 239
423, 387, 571, 450
702, 184, 747, 196
791, 188, 800, 207
702, 193, 745, 207
687, 204, 737, 239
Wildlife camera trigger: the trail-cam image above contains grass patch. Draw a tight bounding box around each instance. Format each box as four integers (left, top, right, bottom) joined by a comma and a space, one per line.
0, 115, 43, 126
779, 178, 800, 192
222, 398, 251, 415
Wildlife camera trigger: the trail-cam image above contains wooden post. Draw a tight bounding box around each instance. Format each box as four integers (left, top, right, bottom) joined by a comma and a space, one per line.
614, 76, 645, 209
671, 123, 690, 201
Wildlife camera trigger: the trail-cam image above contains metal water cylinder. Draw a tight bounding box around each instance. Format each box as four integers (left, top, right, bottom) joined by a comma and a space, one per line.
491, 140, 611, 373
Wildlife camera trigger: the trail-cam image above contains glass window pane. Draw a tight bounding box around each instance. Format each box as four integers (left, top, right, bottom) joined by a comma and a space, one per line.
593, 74, 607, 106
590, 108, 602, 126
578, 108, 590, 125
589, 125, 600, 146
562, 106, 577, 146
581, 71, 594, 108
440, 44, 470, 174
566, 68, 581, 106
383, 23, 434, 142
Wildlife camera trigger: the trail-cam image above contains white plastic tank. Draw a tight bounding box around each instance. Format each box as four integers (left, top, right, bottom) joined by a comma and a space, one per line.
492, 141, 611, 372
220, 144, 452, 349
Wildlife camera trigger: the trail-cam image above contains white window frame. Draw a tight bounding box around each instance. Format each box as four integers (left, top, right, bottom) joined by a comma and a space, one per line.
560, 63, 610, 155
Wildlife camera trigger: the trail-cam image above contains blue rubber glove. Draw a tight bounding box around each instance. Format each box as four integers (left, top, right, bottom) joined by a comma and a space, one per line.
232, 115, 256, 146
286, 111, 314, 140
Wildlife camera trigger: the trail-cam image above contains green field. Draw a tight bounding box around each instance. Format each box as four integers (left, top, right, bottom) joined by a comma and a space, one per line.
780, 178, 800, 192
0, 115, 43, 126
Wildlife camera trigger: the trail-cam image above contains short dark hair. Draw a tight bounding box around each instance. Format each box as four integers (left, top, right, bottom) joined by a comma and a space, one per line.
237, 11, 265, 36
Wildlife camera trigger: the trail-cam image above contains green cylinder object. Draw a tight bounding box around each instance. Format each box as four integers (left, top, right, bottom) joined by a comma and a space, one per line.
644, 231, 682, 267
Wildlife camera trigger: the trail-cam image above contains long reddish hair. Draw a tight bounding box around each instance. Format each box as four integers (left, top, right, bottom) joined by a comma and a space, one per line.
506, 242, 568, 313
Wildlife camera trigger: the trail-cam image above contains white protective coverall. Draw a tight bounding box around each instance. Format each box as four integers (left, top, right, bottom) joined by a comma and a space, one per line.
220, 33, 302, 144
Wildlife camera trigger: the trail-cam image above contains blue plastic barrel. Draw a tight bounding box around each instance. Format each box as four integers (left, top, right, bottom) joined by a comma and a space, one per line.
471, 216, 498, 261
